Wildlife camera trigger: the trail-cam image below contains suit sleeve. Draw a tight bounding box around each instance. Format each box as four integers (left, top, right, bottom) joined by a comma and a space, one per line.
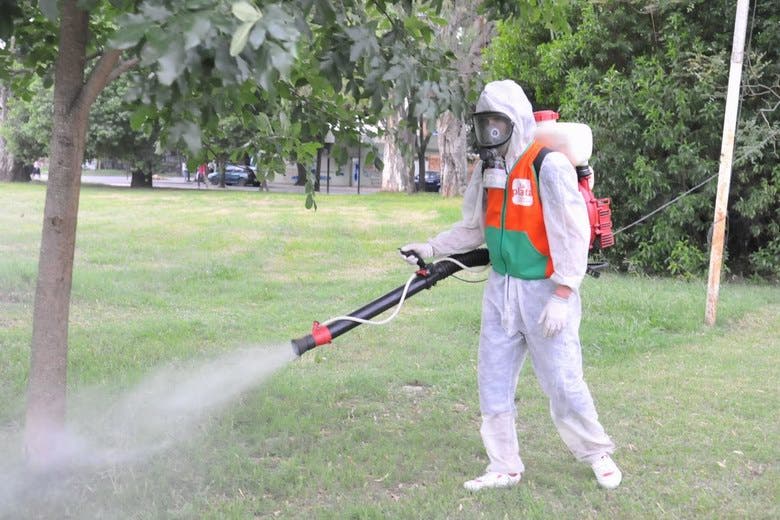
538, 152, 590, 290
428, 162, 487, 256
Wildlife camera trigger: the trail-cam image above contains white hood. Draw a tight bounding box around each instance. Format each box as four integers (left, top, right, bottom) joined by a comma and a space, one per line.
475, 80, 537, 169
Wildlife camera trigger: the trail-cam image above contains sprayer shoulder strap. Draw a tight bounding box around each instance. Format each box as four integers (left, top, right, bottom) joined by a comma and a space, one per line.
532, 146, 552, 185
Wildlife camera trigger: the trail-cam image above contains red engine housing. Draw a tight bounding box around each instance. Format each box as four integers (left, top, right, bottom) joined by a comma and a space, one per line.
578, 178, 614, 250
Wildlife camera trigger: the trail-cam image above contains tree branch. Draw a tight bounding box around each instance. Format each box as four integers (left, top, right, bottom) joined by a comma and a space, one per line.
107, 57, 140, 84
77, 49, 122, 113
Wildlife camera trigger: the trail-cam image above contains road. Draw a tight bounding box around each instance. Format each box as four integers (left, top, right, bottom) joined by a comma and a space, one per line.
36, 173, 379, 195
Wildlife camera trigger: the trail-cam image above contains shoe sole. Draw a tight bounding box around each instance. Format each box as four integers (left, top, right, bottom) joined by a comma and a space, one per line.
463, 479, 521, 492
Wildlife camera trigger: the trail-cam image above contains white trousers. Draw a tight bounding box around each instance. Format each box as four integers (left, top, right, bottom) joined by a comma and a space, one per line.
478, 271, 615, 474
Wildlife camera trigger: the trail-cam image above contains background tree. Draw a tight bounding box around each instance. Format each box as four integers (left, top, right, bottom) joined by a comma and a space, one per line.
87, 76, 162, 187
430, 0, 555, 197
2, 75, 165, 185
486, 0, 779, 279
369, 5, 467, 193
0, 76, 52, 180
432, 1, 493, 197
0, 82, 22, 181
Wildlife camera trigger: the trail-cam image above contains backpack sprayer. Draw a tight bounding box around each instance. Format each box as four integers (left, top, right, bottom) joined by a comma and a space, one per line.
534, 110, 614, 276
290, 248, 491, 357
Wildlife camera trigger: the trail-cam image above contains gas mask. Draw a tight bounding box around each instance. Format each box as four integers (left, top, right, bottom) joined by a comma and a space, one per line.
472, 111, 514, 189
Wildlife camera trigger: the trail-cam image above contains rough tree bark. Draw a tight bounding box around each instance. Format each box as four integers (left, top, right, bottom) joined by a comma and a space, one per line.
24, 0, 136, 467
381, 110, 413, 192
436, 9, 492, 197
416, 116, 431, 193
437, 111, 469, 197
0, 83, 16, 182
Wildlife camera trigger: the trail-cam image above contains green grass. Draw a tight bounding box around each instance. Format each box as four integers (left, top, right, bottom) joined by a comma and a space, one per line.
1, 183, 778, 519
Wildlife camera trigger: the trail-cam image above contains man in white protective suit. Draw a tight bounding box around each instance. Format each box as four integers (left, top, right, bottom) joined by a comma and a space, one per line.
400, 80, 622, 491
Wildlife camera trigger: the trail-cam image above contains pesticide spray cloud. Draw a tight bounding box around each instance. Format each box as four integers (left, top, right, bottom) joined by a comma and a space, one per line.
0, 342, 297, 517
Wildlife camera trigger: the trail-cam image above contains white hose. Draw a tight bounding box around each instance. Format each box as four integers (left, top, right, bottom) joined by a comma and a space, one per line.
321, 257, 490, 327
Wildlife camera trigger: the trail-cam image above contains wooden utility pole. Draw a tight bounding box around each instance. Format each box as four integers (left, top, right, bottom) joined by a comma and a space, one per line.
705, 0, 750, 326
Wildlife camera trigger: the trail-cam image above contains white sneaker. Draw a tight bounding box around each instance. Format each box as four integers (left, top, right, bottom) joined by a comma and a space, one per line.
591, 455, 622, 489
463, 471, 521, 491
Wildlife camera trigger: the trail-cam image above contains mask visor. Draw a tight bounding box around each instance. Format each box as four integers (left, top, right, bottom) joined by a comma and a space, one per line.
473, 111, 514, 149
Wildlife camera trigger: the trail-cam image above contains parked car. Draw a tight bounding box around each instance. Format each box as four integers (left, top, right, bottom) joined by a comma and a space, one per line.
415, 170, 441, 192
208, 164, 260, 186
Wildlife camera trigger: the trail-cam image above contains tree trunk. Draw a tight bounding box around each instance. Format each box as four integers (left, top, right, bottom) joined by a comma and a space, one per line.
437, 111, 469, 197
3, 160, 34, 182
381, 110, 413, 192
216, 158, 226, 188
294, 162, 307, 186
0, 83, 14, 182
314, 148, 321, 192
24, 0, 123, 468
130, 168, 153, 187
416, 116, 428, 193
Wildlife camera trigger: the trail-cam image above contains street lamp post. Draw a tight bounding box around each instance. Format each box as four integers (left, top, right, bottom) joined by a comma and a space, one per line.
324, 130, 335, 194
357, 135, 361, 195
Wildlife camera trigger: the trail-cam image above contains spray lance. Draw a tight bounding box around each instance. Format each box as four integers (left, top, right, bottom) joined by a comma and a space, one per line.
290, 248, 490, 357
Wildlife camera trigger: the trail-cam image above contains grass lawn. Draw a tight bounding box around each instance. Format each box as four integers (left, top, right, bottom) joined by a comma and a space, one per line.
1, 183, 778, 519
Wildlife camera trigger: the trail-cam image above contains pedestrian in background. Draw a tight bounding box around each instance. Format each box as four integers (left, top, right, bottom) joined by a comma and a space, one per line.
196, 163, 208, 188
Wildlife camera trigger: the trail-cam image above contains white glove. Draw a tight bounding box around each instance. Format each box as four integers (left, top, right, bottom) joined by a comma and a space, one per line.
399, 242, 434, 265
538, 295, 570, 338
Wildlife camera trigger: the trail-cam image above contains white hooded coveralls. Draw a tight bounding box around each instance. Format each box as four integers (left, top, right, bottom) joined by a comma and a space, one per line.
427, 80, 615, 474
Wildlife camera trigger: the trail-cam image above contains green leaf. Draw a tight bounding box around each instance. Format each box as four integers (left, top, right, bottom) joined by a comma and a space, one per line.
268, 42, 295, 76
183, 17, 212, 50
185, 0, 212, 8
109, 21, 149, 51
140, 3, 171, 22
140, 28, 171, 65
129, 107, 150, 131
253, 63, 274, 91
157, 44, 186, 85
230, 22, 254, 56
232, 1, 261, 23
171, 121, 202, 153
248, 24, 267, 49
265, 10, 298, 42
257, 113, 272, 134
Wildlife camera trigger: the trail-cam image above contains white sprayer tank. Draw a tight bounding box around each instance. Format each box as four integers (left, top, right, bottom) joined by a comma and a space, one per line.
533, 110, 592, 167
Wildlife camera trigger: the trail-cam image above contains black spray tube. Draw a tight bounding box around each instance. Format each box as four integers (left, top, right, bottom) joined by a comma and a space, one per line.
291, 248, 490, 356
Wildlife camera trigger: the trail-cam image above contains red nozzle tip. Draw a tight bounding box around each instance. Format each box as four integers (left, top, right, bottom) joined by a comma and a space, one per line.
311, 321, 333, 346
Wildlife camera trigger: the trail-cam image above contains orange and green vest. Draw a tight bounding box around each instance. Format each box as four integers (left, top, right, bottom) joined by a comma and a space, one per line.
484, 141, 554, 279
